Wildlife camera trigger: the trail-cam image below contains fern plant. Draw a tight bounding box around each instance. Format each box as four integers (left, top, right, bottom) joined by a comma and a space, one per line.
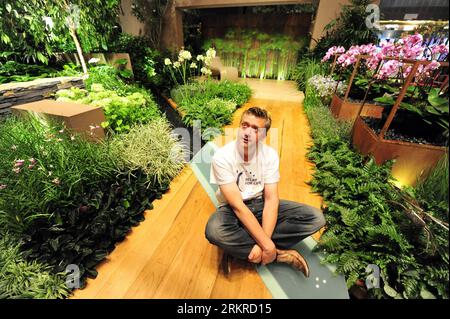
303, 61, 449, 299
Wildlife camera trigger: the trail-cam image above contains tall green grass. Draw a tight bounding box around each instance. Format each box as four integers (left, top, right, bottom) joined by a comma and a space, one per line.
416, 153, 449, 205
0, 115, 118, 234
292, 58, 328, 92
204, 30, 308, 80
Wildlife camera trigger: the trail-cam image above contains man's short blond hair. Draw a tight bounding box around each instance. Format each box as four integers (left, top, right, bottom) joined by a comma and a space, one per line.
240, 107, 272, 131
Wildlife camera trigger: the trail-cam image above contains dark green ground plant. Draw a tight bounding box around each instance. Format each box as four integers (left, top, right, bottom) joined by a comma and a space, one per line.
0, 232, 70, 299
0, 115, 185, 289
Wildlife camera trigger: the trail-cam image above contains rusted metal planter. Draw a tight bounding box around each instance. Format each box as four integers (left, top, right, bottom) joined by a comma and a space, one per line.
330, 94, 384, 120
352, 116, 447, 186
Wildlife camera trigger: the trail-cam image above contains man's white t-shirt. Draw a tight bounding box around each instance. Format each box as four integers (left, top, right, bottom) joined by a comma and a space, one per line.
210, 140, 280, 206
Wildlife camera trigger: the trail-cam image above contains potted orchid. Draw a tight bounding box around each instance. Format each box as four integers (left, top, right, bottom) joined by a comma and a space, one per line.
347, 34, 449, 186
322, 34, 449, 122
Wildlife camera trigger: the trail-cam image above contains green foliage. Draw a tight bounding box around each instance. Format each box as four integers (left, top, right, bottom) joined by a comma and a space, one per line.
292, 58, 328, 91
0, 61, 82, 84
0, 1, 121, 63
108, 33, 162, 86
171, 80, 252, 139
111, 118, 186, 186
0, 115, 184, 289
0, 116, 117, 234
0, 232, 70, 299
416, 153, 449, 205
131, 0, 169, 49
312, 0, 379, 59
56, 71, 161, 134
204, 29, 307, 80
302, 65, 449, 299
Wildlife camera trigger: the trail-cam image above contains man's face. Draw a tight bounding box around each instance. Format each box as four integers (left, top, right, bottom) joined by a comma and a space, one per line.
237, 114, 267, 149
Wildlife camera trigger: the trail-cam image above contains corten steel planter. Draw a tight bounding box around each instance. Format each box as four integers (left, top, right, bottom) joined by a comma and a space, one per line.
351, 58, 449, 187
352, 116, 447, 187
330, 94, 383, 120
329, 54, 384, 121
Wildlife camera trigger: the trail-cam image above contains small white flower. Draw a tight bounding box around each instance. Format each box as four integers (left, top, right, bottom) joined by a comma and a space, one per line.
173, 61, 181, 68
190, 62, 197, 69
88, 58, 100, 64
201, 67, 212, 76
164, 58, 172, 66
179, 49, 192, 61
70, 135, 75, 141
206, 48, 216, 58
11, 145, 17, 151
204, 57, 212, 66
43, 16, 54, 30
178, 57, 184, 63
196, 54, 204, 61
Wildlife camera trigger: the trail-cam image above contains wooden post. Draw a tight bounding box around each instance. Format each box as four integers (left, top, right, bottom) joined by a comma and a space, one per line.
379, 60, 420, 140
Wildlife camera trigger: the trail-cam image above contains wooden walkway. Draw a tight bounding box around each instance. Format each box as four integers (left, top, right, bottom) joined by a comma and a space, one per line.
72, 80, 322, 299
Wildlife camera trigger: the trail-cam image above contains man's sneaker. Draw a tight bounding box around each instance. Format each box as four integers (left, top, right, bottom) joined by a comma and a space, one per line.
221, 252, 231, 275
276, 249, 310, 277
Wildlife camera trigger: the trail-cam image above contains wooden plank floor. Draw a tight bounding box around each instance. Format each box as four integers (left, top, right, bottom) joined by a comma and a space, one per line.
72, 81, 322, 299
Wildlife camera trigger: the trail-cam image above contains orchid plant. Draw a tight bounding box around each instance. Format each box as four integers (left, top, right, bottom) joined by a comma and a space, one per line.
322, 34, 450, 143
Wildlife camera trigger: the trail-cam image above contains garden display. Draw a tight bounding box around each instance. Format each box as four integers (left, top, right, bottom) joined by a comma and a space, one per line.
203, 29, 308, 80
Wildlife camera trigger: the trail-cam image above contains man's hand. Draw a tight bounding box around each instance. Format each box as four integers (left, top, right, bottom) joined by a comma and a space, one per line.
248, 245, 262, 263
261, 242, 277, 265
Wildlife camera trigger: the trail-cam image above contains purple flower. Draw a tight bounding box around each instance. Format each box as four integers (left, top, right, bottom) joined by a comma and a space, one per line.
322, 46, 346, 62
29, 158, 37, 165
12, 167, 21, 174
28, 164, 35, 169
376, 60, 400, 79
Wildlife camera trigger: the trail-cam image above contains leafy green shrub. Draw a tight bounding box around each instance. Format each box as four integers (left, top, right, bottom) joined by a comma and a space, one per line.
84, 65, 138, 96
108, 33, 162, 86
0, 61, 82, 84
55, 84, 161, 134
180, 97, 236, 139
0, 232, 70, 299
111, 118, 186, 186
170, 80, 251, 138
171, 80, 251, 107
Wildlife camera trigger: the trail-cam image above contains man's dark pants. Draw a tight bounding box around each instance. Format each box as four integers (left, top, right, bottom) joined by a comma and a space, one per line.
205, 197, 326, 260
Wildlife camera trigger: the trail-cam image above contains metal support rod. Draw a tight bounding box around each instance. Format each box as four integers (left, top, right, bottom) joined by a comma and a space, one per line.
379, 61, 421, 140
343, 55, 365, 102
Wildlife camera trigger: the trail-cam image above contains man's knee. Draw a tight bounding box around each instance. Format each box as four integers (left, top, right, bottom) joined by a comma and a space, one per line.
287, 202, 326, 231
205, 212, 224, 245
313, 208, 326, 230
